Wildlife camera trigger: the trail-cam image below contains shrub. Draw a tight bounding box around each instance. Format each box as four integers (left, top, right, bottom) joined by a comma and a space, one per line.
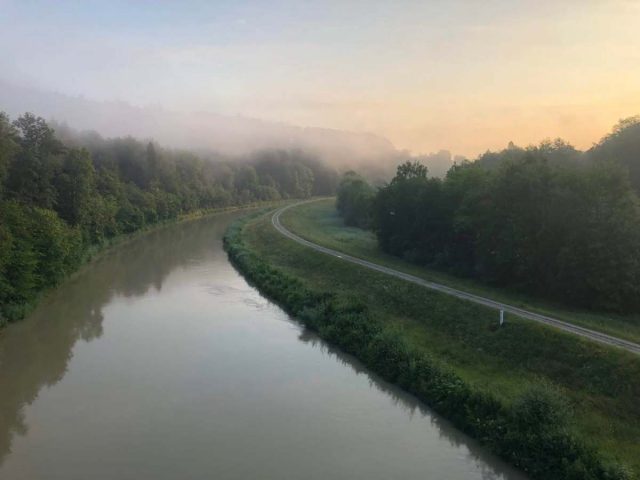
224, 213, 632, 480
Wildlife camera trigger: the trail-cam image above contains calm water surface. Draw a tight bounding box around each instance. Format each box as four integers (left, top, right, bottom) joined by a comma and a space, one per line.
0, 212, 527, 480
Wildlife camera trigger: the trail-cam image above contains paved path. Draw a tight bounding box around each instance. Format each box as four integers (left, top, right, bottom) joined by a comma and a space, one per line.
272, 200, 640, 355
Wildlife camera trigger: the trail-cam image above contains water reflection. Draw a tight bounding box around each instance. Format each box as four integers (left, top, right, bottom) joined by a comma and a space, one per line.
0, 213, 240, 465
296, 330, 522, 480
0, 211, 525, 479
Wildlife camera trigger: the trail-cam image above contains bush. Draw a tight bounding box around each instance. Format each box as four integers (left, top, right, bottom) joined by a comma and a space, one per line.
224, 213, 632, 480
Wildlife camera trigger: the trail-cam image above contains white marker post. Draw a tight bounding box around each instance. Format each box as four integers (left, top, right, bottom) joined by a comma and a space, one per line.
499, 309, 505, 327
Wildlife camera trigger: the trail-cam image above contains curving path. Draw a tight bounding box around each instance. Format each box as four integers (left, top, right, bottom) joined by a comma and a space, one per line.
272, 200, 640, 355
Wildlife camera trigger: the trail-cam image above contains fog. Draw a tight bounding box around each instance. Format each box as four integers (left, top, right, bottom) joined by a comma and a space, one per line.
0, 80, 389, 162
1, 0, 637, 181
2, 1, 639, 164
0, 79, 461, 180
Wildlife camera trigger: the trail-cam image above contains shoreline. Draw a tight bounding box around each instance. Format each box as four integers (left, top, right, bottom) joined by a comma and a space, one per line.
0, 200, 287, 331
224, 208, 634, 480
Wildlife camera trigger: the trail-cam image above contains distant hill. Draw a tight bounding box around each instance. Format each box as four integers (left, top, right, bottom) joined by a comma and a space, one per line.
0, 80, 398, 169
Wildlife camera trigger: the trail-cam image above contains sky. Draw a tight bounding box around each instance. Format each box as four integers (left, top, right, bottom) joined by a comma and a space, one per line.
1, 0, 639, 157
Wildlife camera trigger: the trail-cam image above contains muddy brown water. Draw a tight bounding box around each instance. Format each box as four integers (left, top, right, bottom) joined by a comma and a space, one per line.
0, 212, 527, 480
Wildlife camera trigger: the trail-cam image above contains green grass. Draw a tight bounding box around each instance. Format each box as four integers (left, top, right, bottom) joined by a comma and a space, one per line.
237, 207, 640, 477
280, 198, 640, 344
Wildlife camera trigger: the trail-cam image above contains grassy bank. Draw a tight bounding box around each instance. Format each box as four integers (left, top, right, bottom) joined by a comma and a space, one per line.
280, 198, 640, 344
0, 200, 285, 330
226, 208, 640, 479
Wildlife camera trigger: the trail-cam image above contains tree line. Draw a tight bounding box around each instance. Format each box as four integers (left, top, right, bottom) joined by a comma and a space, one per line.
0, 112, 338, 323
337, 117, 640, 313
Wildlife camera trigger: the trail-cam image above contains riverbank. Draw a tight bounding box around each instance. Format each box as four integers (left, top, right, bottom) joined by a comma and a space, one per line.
0, 207, 524, 479
281, 199, 640, 344
0, 200, 285, 330
225, 208, 639, 479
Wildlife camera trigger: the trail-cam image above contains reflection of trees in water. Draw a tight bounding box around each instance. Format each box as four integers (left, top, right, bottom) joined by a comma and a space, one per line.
0, 213, 237, 465
297, 329, 524, 480
0, 211, 523, 479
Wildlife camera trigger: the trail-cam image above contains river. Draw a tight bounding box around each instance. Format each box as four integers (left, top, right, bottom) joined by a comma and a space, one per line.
0, 211, 526, 480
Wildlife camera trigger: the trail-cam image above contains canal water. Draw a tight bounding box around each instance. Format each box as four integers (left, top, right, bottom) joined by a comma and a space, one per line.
0, 212, 526, 479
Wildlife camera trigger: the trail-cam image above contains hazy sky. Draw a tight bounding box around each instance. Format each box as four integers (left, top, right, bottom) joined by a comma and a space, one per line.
1, 0, 639, 156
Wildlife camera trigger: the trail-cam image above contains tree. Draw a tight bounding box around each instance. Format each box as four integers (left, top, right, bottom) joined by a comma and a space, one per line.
0, 112, 18, 196
589, 116, 640, 192
336, 172, 375, 228
54, 149, 97, 227
369, 149, 640, 312
393, 160, 428, 182
6, 113, 64, 208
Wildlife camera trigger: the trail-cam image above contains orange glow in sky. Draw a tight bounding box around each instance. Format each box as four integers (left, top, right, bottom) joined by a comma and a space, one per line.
1, 0, 639, 157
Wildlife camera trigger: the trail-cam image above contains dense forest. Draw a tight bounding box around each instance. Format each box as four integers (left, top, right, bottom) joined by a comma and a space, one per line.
0, 112, 338, 324
338, 116, 640, 313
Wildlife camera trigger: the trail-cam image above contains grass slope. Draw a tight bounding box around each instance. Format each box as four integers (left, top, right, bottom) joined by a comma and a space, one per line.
231, 207, 640, 478
280, 198, 640, 344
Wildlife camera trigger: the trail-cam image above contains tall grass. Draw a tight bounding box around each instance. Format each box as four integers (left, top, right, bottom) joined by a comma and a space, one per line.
224, 214, 632, 480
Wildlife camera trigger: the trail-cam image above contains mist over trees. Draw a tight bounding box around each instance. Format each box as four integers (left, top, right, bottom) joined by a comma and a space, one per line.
589, 116, 640, 192
0, 81, 469, 185
5, 106, 640, 320
0, 80, 400, 171
0, 111, 338, 323
338, 117, 640, 313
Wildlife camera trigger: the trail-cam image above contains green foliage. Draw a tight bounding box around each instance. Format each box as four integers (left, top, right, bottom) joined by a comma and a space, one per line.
393, 160, 428, 182
0, 111, 339, 322
509, 384, 570, 433
372, 149, 640, 312
0, 201, 80, 319
0, 113, 18, 196
224, 213, 632, 480
276, 197, 640, 472
335, 171, 375, 228
374, 162, 453, 266
54, 148, 97, 226
252, 150, 329, 199
6, 113, 63, 209
590, 116, 640, 193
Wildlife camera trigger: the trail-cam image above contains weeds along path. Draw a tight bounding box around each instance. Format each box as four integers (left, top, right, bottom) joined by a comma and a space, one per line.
272, 200, 640, 355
